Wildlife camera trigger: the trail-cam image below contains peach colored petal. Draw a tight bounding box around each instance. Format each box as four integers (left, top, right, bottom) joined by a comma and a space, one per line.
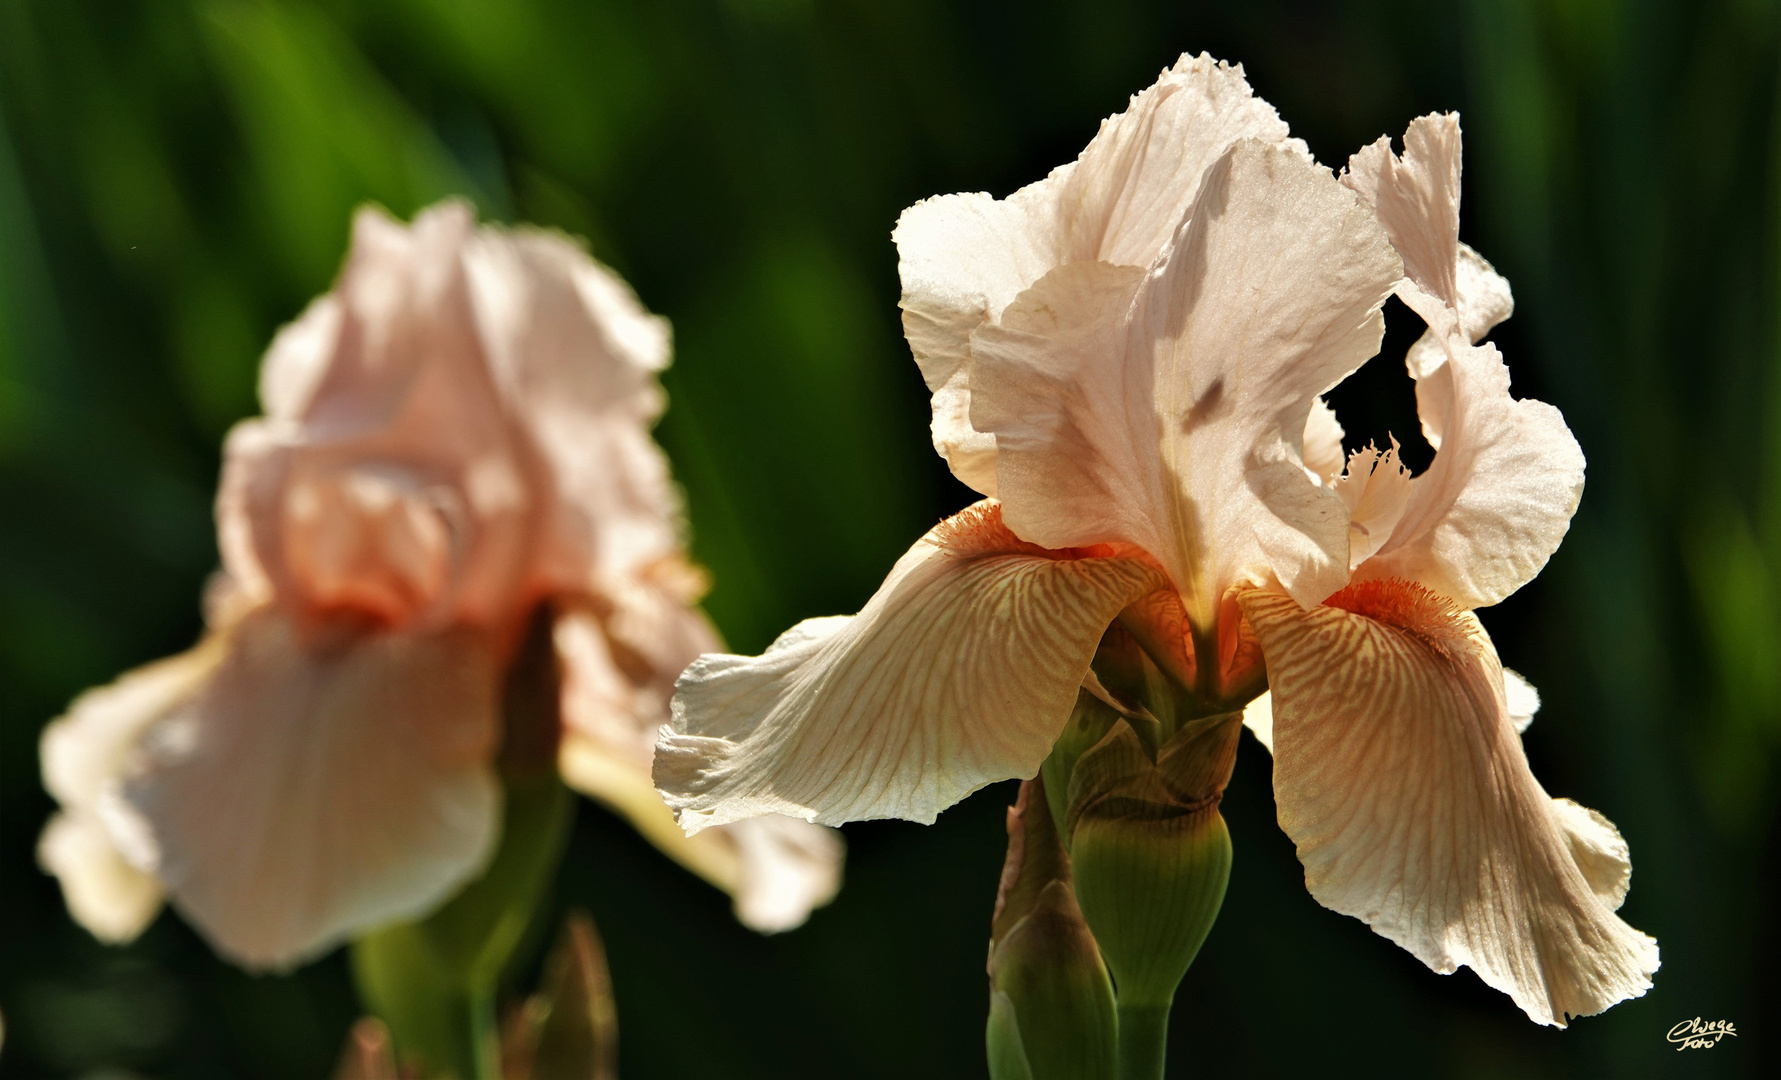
463, 226, 685, 595
656, 502, 1168, 830
1333, 441, 1412, 568
1240, 585, 1658, 1026
219, 202, 538, 634
1344, 116, 1513, 385
258, 295, 342, 421
109, 609, 502, 968
893, 54, 1297, 492
1301, 397, 1346, 485
37, 643, 225, 945
1363, 342, 1584, 608
39, 811, 164, 943
556, 603, 840, 931
968, 141, 1400, 617
1343, 114, 1465, 331
1503, 667, 1541, 733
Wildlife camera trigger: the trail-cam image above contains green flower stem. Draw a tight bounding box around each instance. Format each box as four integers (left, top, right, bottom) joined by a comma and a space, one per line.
1115, 1002, 1171, 1080
351, 607, 575, 1080
351, 772, 574, 1080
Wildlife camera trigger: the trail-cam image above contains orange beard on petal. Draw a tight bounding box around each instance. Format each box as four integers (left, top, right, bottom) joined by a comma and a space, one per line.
1323, 578, 1476, 658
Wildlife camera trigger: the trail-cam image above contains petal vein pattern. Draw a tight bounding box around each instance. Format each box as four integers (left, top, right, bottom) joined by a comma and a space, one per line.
1240, 586, 1658, 1026
657, 503, 1167, 830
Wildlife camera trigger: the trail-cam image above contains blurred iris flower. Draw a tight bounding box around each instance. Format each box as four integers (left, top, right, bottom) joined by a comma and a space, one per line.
657, 56, 1656, 1026
39, 201, 840, 968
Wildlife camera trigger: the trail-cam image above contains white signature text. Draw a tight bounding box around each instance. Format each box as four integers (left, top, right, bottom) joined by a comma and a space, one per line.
1666, 1017, 1736, 1051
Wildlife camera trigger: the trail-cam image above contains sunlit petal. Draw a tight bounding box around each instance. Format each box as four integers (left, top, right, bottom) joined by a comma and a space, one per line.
1301, 398, 1346, 485
1364, 342, 1584, 608
657, 502, 1168, 830
38, 811, 164, 944
1241, 584, 1658, 1026
1503, 667, 1541, 733
1333, 441, 1412, 568
969, 141, 1400, 615
555, 601, 841, 931
1240, 691, 1274, 753
38, 643, 226, 944
110, 609, 502, 968
893, 54, 1296, 492
463, 226, 686, 593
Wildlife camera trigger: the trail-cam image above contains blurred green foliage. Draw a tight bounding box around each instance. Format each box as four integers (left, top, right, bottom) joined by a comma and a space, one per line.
1, 0, 1776, 1077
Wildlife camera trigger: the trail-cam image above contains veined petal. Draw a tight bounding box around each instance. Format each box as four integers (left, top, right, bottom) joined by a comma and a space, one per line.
110, 609, 502, 968
1244, 665, 1538, 755
1364, 342, 1584, 609
893, 54, 1296, 492
1240, 584, 1658, 1026
970, 141, 1399, 617
656, 502, 1168, 830
555, 604, 842, 932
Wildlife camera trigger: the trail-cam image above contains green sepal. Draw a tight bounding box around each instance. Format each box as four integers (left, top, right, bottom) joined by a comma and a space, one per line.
1040, 689, 1121, 838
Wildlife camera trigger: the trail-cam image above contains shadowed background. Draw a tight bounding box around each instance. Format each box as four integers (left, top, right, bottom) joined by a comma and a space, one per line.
1, 1, 1776, 1077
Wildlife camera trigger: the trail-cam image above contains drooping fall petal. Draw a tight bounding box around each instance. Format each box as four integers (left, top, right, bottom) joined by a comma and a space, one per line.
656, 502, 1168, 830
968, 140, 1400, 616
107, 609, 502, 967
893, 54, 1297, 494
1239, 584, 1658, 1026
556, 604, 841, 931
37, 644, 228, 943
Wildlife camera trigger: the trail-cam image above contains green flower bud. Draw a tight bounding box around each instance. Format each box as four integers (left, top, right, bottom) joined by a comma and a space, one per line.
986, 777, 1116, 1080
1062, 712, 1240, 1079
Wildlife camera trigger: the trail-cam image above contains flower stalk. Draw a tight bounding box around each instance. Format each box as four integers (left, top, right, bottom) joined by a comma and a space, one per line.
351, 607, 574, 1080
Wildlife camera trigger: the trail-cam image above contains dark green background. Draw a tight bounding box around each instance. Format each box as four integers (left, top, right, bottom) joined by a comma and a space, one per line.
2, 1, 1775, 1077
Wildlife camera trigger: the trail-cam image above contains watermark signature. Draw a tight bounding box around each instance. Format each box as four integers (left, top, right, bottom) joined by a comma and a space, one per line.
1667, 1018, 1736, 1051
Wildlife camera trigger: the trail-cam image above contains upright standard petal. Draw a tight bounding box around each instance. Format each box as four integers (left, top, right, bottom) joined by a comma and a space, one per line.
1363, 342, 1584, 609
893, 54, 1296, 492
220, 202, 540, 635
1342, 113, 1512, 385
463, 226, 685, 595
969, 141, 1400, 617
1240, 584, 1658, 1026
108, 610, 502, 968
657, 502, 1168, 830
